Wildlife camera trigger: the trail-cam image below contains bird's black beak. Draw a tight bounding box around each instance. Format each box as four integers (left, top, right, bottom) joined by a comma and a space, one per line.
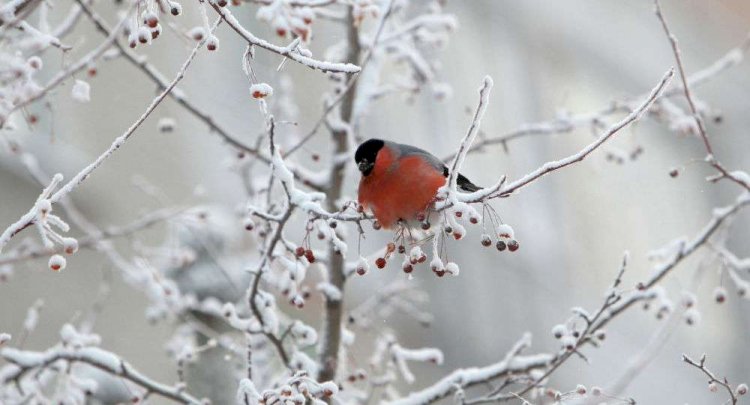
358, 160, 374, 175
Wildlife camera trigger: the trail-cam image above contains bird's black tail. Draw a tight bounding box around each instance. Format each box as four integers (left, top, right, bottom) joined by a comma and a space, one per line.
457, 173, 482, 192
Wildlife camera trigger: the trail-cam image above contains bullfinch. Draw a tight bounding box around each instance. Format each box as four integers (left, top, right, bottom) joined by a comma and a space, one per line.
355, 138, 481, 228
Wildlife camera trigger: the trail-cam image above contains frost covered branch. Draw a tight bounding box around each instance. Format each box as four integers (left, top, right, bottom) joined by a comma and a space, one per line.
488, 69, 674, 202
385, 334, 551, 405
449, 33, 749, 160
0, 27, 211, 252
210, 3, 360, 73
465, 68, 674, 202
654, 0, 750, 192
682, 354, 747, 404
1, 345, 203, 404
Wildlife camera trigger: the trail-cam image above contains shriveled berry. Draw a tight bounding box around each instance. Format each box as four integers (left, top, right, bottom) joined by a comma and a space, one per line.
398, 245, 406, 254
444, 226, 452, 234
496, 240, 506, 251
386, 242, 396, 253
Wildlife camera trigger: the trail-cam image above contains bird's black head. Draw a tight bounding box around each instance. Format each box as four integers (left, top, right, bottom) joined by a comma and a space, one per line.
354, 138, 385, 176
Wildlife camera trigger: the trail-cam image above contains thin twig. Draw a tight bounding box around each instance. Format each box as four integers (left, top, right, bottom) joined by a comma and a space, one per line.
654, 0, 750, 192
682, 354, 738, 405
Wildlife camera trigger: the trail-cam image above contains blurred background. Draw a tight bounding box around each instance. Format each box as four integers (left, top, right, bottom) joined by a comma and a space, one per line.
1, 0, 750, 403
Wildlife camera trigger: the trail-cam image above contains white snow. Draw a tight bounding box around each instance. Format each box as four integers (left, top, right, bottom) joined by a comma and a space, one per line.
71, 80, 90, 103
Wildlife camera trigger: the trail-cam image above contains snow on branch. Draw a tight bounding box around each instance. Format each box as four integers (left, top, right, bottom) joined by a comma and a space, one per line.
640, 192, 750, 289
682, 354, 747, 404
654, 0, 750, 193
210, 3, 361, 73
445, 76, 493, 197
0, 26, 212, 252
386, 334, 550, 405
469, 68, 675, 202
1, 344, 203, 404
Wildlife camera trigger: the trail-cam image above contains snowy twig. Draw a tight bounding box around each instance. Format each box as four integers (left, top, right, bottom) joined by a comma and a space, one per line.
1, 346, 203, 404
0, 23, 212, 251
640, 193, 750, 289
474, 68, 674, 202
0, 207, 182, 266
0, 3, 130, 125
682, 354, 746, 404
449, 33, 750, 160
385, 334, 551, 405
654, 0, 750, 192
446, 76, 493, 192
210, 3, 360, 73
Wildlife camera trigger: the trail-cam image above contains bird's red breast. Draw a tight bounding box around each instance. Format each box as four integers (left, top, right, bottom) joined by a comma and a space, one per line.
358, 146, 447, 228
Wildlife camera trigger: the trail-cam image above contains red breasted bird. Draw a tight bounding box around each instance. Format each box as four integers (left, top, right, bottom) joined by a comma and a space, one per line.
355, 138, 481, 228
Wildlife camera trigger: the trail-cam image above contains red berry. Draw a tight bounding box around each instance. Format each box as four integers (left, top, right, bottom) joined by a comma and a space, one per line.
416, 212, 426, 222
418, 254, 427, 263
421, 222, 430, 230
669, 168, 679, 178
372, 221, 381, 230
434, 270, 445, 277
402, 263, 413, 273
356, 266, 366, 276
144, 15, 158, 28
469, 217, 478, 224
481, 235, 492, 247
304, 249, 315, 263
455, 211, 462, 218
507, 240, 519, 252
496, 240, 506, 251
398, 245, 406, 254
295, 247, 305, 257
452, 232, 462, 240
217, 0, 227, 6
375, 258, 386, 269
276, 27, 287, 37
